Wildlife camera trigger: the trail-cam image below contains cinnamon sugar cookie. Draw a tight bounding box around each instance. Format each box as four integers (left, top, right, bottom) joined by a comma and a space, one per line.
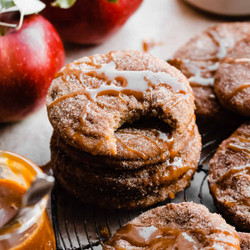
47, 50, 201, 209
47, 50, 194, 157
214, 36, 250, 116
208, 122, 250, 231
50, 123, 200, 209
239, 232, 250, 250
104, 202, 240, 249
169, 22, 250, 120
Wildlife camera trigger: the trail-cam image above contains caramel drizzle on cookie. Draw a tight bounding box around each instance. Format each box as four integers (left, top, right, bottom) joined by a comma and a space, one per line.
48, 60, 188, 108
152, 157, 189, 187
226, 82, 250, 100
81, 61, 187, 100
115, 129, 174, 160
173, 29, 228, 87
221, 57, 250, 99
227, 129, 250, 156
211, 127, 250, 209
213, 164, 250, 207
228, 143, 250, 156
48, 59, 190, 158
104, 224, 239, 249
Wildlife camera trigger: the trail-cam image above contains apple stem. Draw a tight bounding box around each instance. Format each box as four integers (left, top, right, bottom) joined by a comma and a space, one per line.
0, 22, 17, 28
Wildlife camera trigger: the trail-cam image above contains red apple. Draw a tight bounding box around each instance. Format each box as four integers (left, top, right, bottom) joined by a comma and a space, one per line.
0, 14, 65, 122
42, 0, 143, 44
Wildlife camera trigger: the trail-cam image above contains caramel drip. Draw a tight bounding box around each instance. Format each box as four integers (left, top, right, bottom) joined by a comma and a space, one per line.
224, 57, 250, 64
116, 129, 173, 159
80, 61, 187, 101
79, 103, 91, 126
104, 224, 239, 249
238, 136, 250, 143
164, 98, 187, 113
218, 164, 250, 183
116, 138, 147, 159
207, 30, 227, 60
152, 157, 189, 186
228, 143, 250, 156
211, 164, 250, 209
187, 29, 227, 87
62, 64, 84, 83
227, 82, 250, 99
48, 90, 88, 109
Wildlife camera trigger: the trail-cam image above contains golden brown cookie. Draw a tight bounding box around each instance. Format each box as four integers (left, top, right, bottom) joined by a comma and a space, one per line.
208, 122, 250, 231
47, 50, 195, 157
50, 123, 201, 209
103, 202, 240, 249
50, 116, 197, 170
169, 22, 250, 121
214, 36, 250, 116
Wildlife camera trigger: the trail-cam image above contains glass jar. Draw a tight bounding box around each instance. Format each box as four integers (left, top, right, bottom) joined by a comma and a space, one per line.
0, 150, 56, 250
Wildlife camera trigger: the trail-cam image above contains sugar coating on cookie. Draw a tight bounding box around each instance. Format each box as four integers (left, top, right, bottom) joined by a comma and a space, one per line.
50, 123, 201, 209
214, 36, 250, 116
103, 202, 240, 249
169, 22, 250, 120
239, 232, 250, 250
47, 50, 195, 157
208, 122, 250, 231
47, 50, 202, 209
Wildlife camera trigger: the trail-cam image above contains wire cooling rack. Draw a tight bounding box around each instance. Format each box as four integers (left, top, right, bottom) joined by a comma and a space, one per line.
51, 120, 242, 250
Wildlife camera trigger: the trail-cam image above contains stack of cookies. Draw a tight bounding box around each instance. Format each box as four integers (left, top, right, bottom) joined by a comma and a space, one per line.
47, 50, 201, 209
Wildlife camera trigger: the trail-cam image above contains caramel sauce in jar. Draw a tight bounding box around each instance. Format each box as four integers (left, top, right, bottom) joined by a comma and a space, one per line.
0, 151, 55, 250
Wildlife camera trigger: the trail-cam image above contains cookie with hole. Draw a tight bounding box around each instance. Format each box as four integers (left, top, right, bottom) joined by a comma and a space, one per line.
47, 50, 195, 157
50, 122, 200, 209
47, 50, 201, 209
